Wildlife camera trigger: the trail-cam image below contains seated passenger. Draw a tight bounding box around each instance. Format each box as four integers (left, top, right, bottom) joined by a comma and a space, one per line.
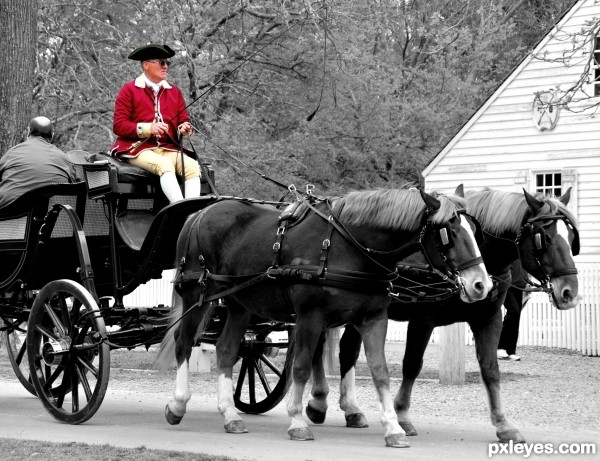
109, 43, 201, 203
0, 116, 80, 210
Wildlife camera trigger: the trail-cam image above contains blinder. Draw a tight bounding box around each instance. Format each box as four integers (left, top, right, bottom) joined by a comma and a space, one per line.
534, 227, 547, 253
435, 225, 454, 250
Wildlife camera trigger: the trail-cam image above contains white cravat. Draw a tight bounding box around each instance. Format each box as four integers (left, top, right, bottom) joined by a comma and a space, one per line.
143, 75, 163, 95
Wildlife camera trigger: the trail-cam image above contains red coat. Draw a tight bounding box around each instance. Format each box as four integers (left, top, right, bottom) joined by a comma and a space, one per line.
110, 75, 190, 158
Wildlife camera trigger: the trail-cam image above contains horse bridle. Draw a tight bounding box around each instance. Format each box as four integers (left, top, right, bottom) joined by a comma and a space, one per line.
514, 211, 579, 293
416, 211, 484, 292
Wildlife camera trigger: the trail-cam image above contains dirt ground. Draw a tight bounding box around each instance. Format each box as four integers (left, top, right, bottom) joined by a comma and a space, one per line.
101, 343, 600, 434
1, 342, 598, 435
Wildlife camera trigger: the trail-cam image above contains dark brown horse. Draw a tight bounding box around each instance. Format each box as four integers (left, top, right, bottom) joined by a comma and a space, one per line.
309, 187, 579, 443
155, 186, 492, 448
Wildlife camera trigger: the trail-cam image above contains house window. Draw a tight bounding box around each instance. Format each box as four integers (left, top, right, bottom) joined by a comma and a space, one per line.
534, 172, 561, 198
593, 36, 600, 96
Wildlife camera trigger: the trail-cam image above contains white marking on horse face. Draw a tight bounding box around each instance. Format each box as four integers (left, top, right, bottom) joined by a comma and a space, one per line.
556, 220, 572, 252
459, 215, 481, 257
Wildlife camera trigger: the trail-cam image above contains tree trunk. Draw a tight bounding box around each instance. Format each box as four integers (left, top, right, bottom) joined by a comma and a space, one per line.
0, 0, 36, 157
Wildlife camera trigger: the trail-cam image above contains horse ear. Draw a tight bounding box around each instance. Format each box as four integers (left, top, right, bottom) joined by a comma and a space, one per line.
454, 184, 464, 198
559, 186, 572, 206
420, 189, 441, 212
523, 189, 543, 214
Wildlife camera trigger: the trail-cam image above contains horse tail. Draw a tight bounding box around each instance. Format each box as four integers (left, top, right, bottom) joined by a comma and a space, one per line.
322, 327, 342, 374
153, 273, 183, 371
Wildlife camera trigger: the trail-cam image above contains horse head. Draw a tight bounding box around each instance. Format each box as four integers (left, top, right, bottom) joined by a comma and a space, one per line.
519, 188, 580, 310
419, 187, 492, 303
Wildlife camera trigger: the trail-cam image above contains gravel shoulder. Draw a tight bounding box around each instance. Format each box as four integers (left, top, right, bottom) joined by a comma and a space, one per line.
92, 343, 600, 434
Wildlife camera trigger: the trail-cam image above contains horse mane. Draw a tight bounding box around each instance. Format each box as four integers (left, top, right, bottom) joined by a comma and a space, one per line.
333, 187, 465, 232
465, 188, 578, 235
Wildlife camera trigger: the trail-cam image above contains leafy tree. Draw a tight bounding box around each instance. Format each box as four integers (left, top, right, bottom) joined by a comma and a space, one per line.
29, 0, 576, 199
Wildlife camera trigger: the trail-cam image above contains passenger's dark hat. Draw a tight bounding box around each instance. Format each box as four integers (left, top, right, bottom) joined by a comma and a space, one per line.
128, 44, 175, 61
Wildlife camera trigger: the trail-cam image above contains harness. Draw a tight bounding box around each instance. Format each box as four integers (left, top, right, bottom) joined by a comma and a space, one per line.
173, 188, 482, 310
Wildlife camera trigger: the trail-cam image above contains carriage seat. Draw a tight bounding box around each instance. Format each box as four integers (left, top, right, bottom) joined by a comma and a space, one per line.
67, 150, 215, 200
67, 150, 214, 252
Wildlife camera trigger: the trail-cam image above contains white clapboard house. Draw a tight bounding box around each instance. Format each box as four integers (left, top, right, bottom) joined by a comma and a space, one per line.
415, 0, 600, 356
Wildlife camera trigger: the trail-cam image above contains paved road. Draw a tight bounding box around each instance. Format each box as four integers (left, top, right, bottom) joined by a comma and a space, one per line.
0, 382, 597, 460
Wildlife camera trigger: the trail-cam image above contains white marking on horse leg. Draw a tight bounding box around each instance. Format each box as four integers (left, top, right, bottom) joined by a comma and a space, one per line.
339, 367, 362, 416
378, 387, 405, 438
286, 382, 309, 431
168, 360, 191, 417
217, 373, 242, 424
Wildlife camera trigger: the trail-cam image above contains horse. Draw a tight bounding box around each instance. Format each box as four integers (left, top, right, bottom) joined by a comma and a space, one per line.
307, 187, 579, 444
155, 186, 493, 448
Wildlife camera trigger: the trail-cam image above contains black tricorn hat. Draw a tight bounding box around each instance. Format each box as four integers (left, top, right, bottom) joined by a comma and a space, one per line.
128, 44, 175, 61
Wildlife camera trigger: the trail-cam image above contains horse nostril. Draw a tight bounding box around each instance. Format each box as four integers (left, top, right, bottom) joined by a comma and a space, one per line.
562, 288, 572, 303
474, 280, 484, 293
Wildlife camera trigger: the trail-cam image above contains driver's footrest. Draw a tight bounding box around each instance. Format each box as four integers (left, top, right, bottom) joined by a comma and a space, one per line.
115, 210, 156, 251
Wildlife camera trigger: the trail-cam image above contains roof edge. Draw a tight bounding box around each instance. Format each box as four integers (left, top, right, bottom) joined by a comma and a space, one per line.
422, 0, 584, 178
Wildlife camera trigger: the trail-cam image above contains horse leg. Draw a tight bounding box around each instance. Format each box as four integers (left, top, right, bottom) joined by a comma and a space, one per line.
165, 289, 210, 425
358, 316, 409, 448
287, 314, 325, 441
469, 312, 526, 443
338, 324, 369, 428
216, 302, 252, 434
394, 319, 435, 436
305, 331, 328, 424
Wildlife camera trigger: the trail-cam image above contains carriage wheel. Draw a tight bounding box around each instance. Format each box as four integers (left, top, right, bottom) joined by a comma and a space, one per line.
3, 319, 36, 395
27, 279, 110, 424
233, 330, 294, 414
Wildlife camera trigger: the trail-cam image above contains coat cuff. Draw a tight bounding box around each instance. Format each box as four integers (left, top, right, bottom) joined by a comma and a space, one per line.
136, 123, 152, 138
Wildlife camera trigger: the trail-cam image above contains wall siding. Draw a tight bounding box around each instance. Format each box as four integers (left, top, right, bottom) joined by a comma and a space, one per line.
424, 0, 600, 262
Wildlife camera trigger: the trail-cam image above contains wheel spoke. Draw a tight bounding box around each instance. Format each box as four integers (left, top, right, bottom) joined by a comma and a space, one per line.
256, 353, 282, 377
254, 356, 272, 395
36, 324, 60, 342
247, 355, 256, 404
76, 363, 93, 401
58, 296, 72, 333
15, 336, 27, 364
43, 366, 63, 391
43, 302, 67, 335
234, 359, 248, 399
56, 370, 70, 408
71, 365, 79, 412
77, 355, 99, 379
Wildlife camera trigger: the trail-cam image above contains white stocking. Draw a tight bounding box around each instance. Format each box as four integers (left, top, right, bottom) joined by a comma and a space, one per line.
184, 177, 201, 198
160, 172, 183, 203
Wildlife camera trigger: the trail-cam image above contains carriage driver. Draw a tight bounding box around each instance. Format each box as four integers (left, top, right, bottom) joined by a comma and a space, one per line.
110, 43, 201, 203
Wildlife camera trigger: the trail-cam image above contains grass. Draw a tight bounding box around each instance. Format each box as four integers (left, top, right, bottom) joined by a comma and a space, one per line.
0, 439, 238, 461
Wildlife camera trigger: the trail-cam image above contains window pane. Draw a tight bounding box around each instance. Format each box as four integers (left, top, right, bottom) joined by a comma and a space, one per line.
545, 173, 552, 185
536, 175, 543, 186
554, 173, 561, 185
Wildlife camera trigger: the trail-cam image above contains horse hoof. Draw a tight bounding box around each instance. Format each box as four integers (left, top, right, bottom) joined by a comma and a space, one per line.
288, 427, 315, 441
385, 433, 410, 448
497, 428, 526, 443
224, 420, 248, 434
165, 405, 183, 425
345, 413, 369, 428
399, 420, 418, 436
306, 404, 326, 424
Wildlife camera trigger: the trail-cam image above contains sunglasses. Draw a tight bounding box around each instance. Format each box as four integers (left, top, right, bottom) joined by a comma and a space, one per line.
146, 59, 171, 67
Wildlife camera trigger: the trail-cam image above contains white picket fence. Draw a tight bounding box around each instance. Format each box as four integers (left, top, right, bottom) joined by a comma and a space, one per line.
125, 265, 600, 357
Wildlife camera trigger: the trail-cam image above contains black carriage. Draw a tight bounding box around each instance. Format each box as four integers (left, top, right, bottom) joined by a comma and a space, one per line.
0, 152, 292, 423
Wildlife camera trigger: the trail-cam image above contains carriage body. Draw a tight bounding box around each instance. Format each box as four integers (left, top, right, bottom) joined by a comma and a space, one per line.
0, 153, 230, 421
